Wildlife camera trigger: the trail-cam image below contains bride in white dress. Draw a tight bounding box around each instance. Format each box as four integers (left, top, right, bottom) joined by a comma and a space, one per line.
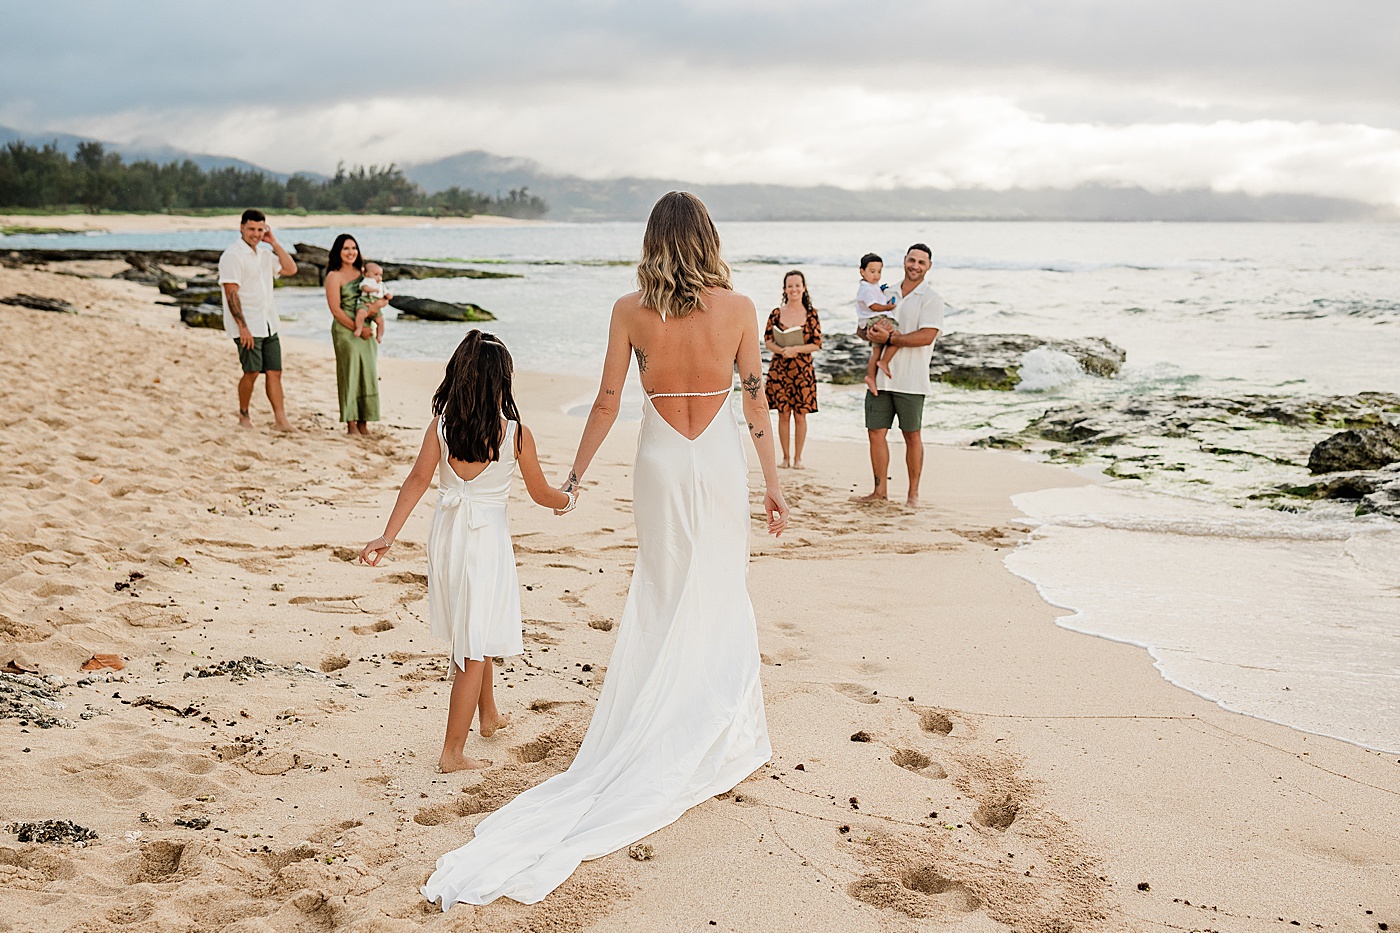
423, 191, 790, 907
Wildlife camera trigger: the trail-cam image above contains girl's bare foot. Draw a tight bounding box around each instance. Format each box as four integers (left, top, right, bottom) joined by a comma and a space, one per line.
780, 459, 791, 469
478, 711, 511, 738
793, 459, 805, 469
864, 375, 879, 396
438, 753, 491, 773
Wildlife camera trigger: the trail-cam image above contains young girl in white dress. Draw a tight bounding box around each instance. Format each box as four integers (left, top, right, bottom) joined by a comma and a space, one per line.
359, 330, 574, 773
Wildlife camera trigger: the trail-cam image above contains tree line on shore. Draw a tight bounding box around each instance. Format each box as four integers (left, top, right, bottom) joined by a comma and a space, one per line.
0, 140, 547, 218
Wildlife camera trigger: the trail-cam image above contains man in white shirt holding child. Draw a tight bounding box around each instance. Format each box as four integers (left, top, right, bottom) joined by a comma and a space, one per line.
857, 243, 943, 507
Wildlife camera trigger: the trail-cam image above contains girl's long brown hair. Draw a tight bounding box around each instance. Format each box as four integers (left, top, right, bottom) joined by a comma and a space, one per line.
636, 191, 731, 320
432, 330, 522, 462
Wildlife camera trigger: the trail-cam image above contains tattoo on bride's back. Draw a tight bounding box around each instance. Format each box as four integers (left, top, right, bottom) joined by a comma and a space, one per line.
633, 346, 648, 374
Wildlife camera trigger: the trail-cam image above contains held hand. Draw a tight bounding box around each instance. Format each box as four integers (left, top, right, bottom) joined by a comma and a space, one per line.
764, 486, 789, 537
359, 536, 391, 566
238, 326, 255, 350
553, 484, 581, 516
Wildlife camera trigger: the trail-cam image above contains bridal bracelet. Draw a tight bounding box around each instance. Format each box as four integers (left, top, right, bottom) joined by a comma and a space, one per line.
560, 489, 579, 514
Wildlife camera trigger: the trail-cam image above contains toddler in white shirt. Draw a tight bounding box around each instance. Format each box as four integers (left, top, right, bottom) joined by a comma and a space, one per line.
855, 252, 898, 395
354, 262, 392, 340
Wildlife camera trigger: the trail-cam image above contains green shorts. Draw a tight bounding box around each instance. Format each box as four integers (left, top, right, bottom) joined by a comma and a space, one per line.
235, 334, 282, 373
865, 390, 925, 432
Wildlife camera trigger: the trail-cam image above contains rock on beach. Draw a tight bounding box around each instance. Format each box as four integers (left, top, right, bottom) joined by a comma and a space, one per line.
811, 332, 1125, 390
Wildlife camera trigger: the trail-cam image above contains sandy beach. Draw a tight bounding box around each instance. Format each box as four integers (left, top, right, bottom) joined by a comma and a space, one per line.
1, 213, 542, 235
1, 264, 1397, 932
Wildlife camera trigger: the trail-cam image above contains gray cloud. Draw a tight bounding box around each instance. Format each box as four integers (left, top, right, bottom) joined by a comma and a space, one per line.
4, 0, 1398, 125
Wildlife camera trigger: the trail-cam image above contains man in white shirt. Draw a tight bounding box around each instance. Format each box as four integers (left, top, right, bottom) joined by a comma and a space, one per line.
859, 243, 944, 507
219, 209, 298, 430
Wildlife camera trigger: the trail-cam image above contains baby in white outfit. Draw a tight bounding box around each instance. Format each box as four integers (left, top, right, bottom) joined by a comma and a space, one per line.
354, 262, 392, 339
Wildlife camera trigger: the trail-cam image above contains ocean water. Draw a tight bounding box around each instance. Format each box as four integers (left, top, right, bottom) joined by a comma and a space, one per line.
7, 220, 1400, 750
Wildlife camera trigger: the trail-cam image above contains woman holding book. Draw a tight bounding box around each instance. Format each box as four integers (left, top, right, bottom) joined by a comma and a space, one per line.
763, 269, 822, 468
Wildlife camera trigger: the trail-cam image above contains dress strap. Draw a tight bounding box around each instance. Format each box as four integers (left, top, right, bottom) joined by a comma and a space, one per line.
649, 387, 731, 399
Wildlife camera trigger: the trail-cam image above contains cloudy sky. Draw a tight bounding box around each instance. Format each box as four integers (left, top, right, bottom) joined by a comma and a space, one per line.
6, 0, 1400, 203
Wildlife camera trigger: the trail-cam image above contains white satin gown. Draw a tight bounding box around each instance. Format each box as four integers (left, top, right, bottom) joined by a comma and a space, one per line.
423, 388, 772, 907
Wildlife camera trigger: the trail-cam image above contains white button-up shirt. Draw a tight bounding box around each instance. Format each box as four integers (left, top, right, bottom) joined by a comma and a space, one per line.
217, 239, 283, 338
875, 278, 944, 396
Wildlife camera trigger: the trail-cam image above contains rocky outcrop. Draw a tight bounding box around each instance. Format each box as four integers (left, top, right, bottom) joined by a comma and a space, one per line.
1307, 424, 1400, 474
179, 305, 224, 329
1024, 393, 1400, 449
389, 296, 495, 322
1358, 475, 1400, 520
811, 332, 1125, 389
1, 293, 76, 313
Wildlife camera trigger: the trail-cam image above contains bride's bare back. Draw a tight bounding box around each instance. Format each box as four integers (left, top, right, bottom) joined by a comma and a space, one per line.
619, 287, 755, 438
564, 284, 785, 536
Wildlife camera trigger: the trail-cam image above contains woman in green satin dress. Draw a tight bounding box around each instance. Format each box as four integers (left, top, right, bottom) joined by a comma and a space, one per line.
325, 233, 388, 435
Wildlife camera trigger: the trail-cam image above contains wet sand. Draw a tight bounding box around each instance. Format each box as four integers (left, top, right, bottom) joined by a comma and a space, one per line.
1, 263, 1396, 932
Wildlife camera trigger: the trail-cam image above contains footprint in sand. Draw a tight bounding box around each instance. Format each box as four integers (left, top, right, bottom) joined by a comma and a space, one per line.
287, 595, 364, 614
351, 620, 394, 635
973, 794, 1019, 831
889, 748, 947, 779
831, 682, 880, 705
129, 840, 187, 884
914, 707, 954, 735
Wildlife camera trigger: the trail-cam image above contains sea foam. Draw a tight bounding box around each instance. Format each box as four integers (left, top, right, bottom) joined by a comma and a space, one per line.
1006, 484, 1400, 753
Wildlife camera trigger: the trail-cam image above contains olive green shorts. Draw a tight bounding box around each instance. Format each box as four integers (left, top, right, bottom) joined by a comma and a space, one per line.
235, 334, 282, 373
864, 390, 925, 432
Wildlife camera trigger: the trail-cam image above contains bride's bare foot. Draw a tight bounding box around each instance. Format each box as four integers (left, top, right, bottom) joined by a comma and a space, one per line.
793, 459, 805, 469
780, 458, 791, 469
905, 494, 920, 508
864, 375, 879, 395
438, 753, 491, 773
478, 711, 511, 738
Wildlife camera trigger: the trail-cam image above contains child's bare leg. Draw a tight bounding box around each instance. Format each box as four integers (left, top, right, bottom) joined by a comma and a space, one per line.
477, 658, 510, 737
352, 309, 369, 337
877, 342, 897, 378
864, 348, 881, 395
440, 660, 491, 772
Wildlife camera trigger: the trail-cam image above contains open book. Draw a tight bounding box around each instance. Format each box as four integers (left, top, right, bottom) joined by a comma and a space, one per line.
771, 325, 804, 348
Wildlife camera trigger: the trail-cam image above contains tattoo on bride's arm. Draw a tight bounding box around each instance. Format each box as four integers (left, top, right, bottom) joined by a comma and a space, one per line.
633, 346, 648, 374
604, 389, 616, 396
742, 373, 761, 399
564, 470, 579, 492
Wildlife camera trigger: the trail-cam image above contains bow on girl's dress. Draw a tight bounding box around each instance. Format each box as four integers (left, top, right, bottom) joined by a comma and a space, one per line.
437, 487, 509, 529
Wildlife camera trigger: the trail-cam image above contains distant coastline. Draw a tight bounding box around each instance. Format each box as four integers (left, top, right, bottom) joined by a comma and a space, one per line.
0, 212, 545, 235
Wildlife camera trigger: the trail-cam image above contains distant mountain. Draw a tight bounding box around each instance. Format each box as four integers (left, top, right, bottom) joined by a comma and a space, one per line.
0, 125, 309, 181
405, 149, 1397, 223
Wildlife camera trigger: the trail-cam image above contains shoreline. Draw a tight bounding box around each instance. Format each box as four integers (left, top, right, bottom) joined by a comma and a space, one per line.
0, 211, 548, 234
2, 265, 1396, 930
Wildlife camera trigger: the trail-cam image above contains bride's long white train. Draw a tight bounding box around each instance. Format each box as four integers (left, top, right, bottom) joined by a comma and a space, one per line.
423, 395, 771, 906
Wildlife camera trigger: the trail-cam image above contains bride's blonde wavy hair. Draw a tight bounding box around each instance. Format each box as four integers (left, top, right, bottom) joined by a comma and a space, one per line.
636, 192, 731, 320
